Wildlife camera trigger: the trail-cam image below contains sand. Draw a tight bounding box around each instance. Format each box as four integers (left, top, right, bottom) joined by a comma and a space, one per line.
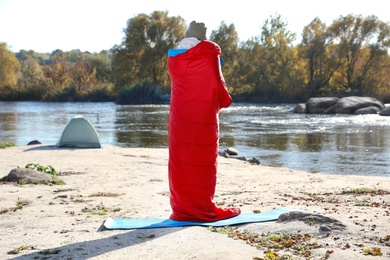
0, 145, 389, 259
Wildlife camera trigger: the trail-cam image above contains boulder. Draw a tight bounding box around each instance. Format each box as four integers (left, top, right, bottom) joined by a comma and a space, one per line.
306, 97, 339, 114
293, 103, 306, 113
27, 140, 42, 145
379, 106, 390, 116
323, 104, 337, 114
355, 106, 381, 114
1, 168, 53, 184
219, 148, 247, 161
224, 147, 239, 156
327, 96, 384, 114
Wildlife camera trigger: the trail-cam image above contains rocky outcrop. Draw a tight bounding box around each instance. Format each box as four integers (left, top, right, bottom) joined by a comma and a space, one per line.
294, 96, 386, 115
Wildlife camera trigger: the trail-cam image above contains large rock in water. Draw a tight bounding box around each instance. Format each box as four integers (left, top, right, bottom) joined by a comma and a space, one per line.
1, 168, 53, 184
355, 106, 382, 114
306, 97, 339, 114
294, 96, 385, 114
293, 103, 306, 113
324, 96, 384, 114
379, 106, 390, 116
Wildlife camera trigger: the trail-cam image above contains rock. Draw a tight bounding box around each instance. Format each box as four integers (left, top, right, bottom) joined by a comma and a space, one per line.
219, 150, 247, 161
277, 211, 346, 232
306, 97, 339, 114
379, 106, 390, 116
355, 106, 381, 114
300, 96, 385, 114
327, 96, 384, 114
233, 156, 247, 161
220, 151, 229, 158
224, 147, 239, 156
1, 168, 54, 184
293, 103, 306, 113
323, 104, 337, 114
27, 140, 42, 145
248, 158, 261, 165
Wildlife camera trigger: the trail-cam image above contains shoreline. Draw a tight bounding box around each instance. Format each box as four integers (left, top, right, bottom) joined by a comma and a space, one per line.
1, 145, 389, 259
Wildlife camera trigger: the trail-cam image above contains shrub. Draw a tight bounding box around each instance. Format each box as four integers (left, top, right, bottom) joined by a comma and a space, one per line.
0, 141, 15, 149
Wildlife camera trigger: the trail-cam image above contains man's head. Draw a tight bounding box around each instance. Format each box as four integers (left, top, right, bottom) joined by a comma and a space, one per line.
185, 21, 207, 40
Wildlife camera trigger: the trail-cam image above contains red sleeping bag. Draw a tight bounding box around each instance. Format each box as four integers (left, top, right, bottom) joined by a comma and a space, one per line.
167, 40, 241, 222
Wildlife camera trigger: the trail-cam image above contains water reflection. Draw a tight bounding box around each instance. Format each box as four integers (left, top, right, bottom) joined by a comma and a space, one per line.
114, 105, 169, 147
0, 112, 17, 131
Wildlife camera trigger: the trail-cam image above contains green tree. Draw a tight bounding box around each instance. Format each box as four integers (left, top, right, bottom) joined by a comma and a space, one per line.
0, 43, 21, 95
88, 51, 113, 83
230, 39, 263, 101
258, 14, 305, 101
112, 11, 186, 91
16, 49, 39, 62
210, 21, 239, 89
50, 49, 66, 64
67, 49, 84, 63
18, 57, 52, 100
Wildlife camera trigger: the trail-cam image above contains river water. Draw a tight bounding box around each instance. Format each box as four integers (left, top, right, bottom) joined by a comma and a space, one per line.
1, 101, 389, 177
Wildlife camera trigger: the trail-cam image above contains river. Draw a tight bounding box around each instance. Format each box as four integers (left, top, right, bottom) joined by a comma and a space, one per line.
1, 101, 389, 177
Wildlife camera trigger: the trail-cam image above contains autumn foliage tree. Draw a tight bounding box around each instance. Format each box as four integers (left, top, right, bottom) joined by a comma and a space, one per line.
327, 15, 390, 95
300, 18, 339, 97
112, 11, 186, 92
299, 15, 390, 98
0, 43, 20, 97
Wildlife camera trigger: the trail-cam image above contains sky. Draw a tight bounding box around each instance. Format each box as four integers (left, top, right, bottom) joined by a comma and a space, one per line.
0, 0, 388, 53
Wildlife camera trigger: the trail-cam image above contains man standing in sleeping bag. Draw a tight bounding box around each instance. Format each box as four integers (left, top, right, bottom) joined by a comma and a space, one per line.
167, 21, 241, 222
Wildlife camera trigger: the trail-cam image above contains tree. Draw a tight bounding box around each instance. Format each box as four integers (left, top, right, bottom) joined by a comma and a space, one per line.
18, 58, 49, 100
230, 39, 263, 101
258, 14, 305, 101
43, 61, 69, 89
300, 17, 342, 96
50, 49, 66, 64
112, 11, 186, 91
327, 14, 390, 94
88, 51, 113, 83
69, 58, 97, 94
16, 49, 38, 62
210, 21, 239, 88
0, 43, 21, 93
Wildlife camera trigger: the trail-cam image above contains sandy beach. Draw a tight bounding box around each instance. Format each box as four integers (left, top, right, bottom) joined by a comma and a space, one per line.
0, 144, 389, 259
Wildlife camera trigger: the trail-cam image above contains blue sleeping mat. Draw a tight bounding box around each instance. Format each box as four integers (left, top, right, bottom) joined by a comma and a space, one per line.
103, 208, 309, 229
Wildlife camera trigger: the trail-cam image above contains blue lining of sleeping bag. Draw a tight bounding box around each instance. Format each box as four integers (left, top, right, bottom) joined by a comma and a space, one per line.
168, 48, 224, 66
168, 49, 188, 57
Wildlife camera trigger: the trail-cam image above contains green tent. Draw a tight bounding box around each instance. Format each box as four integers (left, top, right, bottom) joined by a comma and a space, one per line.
57, 115, 101, 148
